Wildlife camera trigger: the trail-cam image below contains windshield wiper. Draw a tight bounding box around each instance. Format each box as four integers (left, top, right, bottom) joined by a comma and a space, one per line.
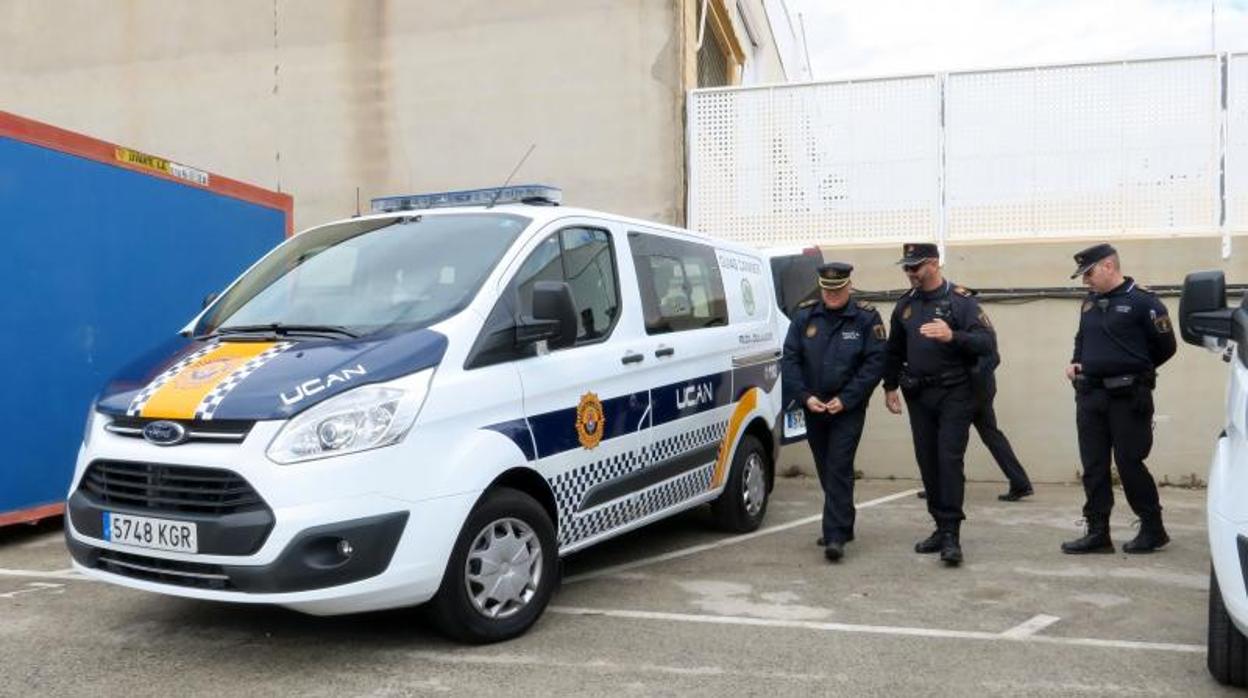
200, 323, 360, 340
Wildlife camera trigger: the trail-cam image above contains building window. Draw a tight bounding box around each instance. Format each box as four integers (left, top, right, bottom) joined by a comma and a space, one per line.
697, 0, 747, 87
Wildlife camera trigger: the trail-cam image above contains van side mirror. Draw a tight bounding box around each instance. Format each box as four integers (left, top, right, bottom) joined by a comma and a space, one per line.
1179, 270, 1232, 346
202, 292, 219, 309
516, 281, 578, 350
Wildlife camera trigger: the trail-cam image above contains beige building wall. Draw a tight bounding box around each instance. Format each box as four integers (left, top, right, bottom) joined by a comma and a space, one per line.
777, 235, 1248, 485
1, 0, 790, 231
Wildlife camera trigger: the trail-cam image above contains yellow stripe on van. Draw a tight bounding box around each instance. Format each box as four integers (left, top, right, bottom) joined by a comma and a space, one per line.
139, 342, 278, 419
712, 388, 758, 489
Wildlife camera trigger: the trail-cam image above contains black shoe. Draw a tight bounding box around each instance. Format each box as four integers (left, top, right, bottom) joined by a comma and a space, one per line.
817, 532, 854, 546
914, 530, 942, 554
824, 541, 845, 562
1122, 521, 1170, 554
1060, 519, 1114, 554
997, 486, 1034, 502
917, 490, 927, 500
939, 532, 963, 566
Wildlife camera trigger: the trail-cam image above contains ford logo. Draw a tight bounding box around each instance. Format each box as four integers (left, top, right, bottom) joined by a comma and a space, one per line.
143, 420, 187, 446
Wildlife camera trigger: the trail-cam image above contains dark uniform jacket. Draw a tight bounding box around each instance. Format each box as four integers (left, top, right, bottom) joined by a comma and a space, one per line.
781, 298, 887, 413
883, 280, 996, 391
1072, 277, 1177, 378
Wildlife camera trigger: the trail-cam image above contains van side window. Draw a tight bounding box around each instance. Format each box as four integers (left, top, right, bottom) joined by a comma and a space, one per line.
628, 232, 728, 334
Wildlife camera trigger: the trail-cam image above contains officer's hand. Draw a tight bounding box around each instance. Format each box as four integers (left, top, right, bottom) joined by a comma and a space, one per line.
825, 397, 844, 414
919, 319, 953, 343
805, 396, 827, 413
885, 390, 902, 414
1065, 363, 1082, 380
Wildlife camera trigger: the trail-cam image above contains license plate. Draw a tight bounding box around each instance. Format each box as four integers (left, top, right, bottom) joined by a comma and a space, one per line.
783, 408, 806, 439
103, 512, 198, 553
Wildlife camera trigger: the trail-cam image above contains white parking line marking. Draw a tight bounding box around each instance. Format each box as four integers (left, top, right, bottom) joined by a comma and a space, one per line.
0, 568, 92, 582
1001, 614, 1062, 638
549, 606, 1204, 654
564, 488, 918, 585
0, 582, 65, 599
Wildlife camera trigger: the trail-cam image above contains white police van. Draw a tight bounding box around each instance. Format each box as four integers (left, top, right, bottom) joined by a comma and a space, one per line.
1177, 270, 1248, 685
65, 185, 785, 643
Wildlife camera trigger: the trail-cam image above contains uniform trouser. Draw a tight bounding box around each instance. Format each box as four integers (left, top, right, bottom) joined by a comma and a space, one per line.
805, 406, 868, 544
1075, 385, 1162, 521
973, 384, 1031, 491
903, 382, 974, 527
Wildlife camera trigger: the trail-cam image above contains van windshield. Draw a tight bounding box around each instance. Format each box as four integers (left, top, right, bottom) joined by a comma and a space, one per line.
195, 213, 530, 337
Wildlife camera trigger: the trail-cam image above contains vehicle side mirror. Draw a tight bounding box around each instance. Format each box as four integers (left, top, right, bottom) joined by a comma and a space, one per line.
202, 292, 219, 309
1179, 270, 1232, 346
516, 281, 578, 350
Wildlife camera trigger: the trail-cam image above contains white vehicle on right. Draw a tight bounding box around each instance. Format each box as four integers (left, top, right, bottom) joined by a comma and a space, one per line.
1179, 270, 1248, 686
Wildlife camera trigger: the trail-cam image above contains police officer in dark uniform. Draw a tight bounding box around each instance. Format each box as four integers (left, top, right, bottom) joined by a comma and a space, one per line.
781, 262, 887, 562
883, 243, 995, 566
1062, 243, 1177, 554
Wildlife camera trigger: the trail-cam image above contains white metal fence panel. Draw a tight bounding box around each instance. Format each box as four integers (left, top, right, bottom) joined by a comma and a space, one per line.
1226, 54, 1248, 241
946, 57, 1220, 242
688, 77, 940, 246
690, 55, 1226, 249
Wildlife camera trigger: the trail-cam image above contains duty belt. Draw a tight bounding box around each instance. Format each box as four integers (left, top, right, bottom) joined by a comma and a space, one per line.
1072, 371, 1156, 392
899, 369, 968, 391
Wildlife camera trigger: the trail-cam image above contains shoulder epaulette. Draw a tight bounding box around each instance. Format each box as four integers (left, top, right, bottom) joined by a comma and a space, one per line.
797, 298, 818, 309
953, 285, 973, 297
1136, 284, 1155, 294
855, 299, 875, 312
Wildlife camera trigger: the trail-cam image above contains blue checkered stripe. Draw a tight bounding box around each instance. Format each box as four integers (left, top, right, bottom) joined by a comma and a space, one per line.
126, 343, 220, 416
194, 341, 294, 420
549, 420, 728, 548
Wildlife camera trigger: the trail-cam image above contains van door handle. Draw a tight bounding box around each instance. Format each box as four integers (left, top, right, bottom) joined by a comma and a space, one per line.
621, 351, 644, 365
655, 346, 675, 358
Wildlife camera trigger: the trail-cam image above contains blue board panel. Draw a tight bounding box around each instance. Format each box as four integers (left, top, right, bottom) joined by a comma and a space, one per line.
0, 137, 285, 515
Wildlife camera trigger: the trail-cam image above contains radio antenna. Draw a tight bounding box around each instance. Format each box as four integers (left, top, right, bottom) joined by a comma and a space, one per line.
487, 144, 536, 208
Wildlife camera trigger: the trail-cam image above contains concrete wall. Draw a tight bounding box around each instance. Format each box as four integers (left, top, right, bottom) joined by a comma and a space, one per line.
778, 235, 1248, 485
1, 0, 749, 230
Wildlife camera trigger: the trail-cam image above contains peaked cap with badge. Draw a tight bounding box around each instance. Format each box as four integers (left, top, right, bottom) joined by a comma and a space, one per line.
897, 242, 940, 266
817, 262, 853, 291
1070, 243, 1116, 279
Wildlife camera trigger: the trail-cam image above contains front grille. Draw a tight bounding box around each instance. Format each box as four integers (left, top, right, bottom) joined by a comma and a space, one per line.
79, 460, 265, 515
96, 549, 234, 590
105, 416, 253, 444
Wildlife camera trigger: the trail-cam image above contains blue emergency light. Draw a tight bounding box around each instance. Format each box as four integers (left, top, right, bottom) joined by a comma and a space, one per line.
370, 185, 561, 213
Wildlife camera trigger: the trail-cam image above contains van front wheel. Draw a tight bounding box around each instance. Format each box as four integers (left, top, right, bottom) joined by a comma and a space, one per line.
427, 487, 558, 644
711, 434, 769, 533
1209, 566, 1248, 686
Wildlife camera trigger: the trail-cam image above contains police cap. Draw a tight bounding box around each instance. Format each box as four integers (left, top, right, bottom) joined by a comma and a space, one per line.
897, 242, 939, 265
817, 262, 853, 290
1070, 243, 1117, 279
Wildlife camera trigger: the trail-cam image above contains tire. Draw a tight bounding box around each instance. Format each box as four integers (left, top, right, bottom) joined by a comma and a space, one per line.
710, 434, 769, 533
427, 487, 559, 644
1208, 566, 1248, 686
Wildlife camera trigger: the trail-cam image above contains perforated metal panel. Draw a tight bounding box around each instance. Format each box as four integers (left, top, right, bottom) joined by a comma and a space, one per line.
688, 78, 940, 246
689, 56, 1225, 248
946, 57, 1220, 241
1226, 54, 1248, 242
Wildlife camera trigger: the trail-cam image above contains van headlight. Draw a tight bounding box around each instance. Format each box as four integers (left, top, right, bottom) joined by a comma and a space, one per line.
267, 369, 434, 464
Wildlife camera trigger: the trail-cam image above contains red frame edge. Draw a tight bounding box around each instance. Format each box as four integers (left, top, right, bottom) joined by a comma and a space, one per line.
0, 502, 65, 528
0, 110, 293, 237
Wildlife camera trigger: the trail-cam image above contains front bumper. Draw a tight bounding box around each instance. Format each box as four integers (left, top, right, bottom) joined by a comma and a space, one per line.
65, 490, 477, 615
67, 511, 408, 593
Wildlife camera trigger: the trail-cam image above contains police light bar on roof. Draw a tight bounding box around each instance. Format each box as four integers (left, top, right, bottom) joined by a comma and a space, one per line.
370, 185, 561, 213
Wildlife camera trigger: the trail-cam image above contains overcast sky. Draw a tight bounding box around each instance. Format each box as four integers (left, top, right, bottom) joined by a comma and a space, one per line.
786, 0, 1248, 81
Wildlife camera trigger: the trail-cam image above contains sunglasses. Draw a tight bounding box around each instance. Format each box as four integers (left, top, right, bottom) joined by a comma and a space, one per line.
903, 260, 929, 273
